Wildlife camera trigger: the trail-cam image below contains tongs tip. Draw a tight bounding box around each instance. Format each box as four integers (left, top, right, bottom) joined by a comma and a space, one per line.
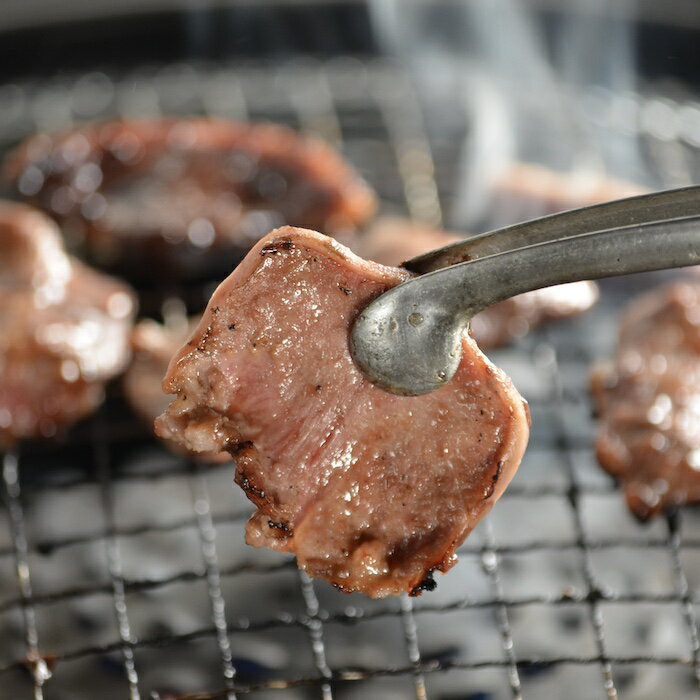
351, 292, 463, 396
351, 186, 700, 396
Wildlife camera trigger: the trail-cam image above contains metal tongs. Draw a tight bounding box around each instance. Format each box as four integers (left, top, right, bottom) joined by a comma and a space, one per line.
351, 186, 700, 396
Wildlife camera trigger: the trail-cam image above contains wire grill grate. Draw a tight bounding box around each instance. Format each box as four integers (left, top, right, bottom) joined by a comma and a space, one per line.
1, 58, 700, 699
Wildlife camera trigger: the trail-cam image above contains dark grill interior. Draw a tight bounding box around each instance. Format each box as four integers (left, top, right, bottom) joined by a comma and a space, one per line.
1, 58, 700, 699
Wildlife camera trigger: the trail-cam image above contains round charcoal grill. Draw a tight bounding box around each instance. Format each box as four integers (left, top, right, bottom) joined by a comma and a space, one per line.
3, 8, 700, 700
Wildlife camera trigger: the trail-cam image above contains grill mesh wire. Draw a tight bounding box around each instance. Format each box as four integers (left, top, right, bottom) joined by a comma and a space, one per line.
1, 59, 700, 699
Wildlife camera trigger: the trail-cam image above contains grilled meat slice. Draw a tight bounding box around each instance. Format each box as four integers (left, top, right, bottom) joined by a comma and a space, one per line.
486, 163, 648, 227
3, 118, 376, 277
470, 282, 599, 349
125, 318, 191, 430
356, 216, 462, 266
592, 281, 700, 520
356, 217, 598, 349
125, 318, 230, 462
0, 202, 135, 446
155, 226, 530, 597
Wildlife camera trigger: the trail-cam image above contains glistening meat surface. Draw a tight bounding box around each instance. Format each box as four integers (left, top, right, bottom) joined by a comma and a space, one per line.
156, 227, 529, 597
3, 118, 376, 277
0, 202, 135, 446
592, 281, 700, 520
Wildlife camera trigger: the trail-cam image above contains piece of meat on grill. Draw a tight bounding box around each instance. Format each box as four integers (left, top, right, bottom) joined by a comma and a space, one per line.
356, 216, 462, 266
124, 317, 230, 463
0, 202, 136, 446
592, 281, 700, 520
487, 163, 648, 227
356, 217, 599, 349
3, 118, 376, 278
155, 226, 530, 598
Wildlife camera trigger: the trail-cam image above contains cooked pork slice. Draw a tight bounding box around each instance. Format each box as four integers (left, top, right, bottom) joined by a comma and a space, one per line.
592, 281, 700, 520
356, 217, 598, 349
0, 202, 135, 446
489, 163, 647, 225
155, 227, 530, 598
125, 318, 230, 462
125, 318, 191, 427
356, 216, 462, 266
470, 282, 600, 349
3, 118, 376, 276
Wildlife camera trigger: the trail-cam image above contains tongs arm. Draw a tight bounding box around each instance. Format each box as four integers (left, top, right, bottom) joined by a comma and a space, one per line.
406, 185, 700, 273
351, 186, 700, 397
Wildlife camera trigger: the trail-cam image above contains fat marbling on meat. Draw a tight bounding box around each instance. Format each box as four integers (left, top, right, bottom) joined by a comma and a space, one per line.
0, 202, 135, 446
356, 217, 599, 349
3, 118, 376, 277
156, 227, 530, 597
592, 281, 700, 520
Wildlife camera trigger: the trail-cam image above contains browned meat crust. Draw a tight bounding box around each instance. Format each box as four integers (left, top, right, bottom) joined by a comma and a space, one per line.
124, 318, 230, 463
356, 217, 599, 349
592, 281, 700, 520
3, 118, 376, 276
0, 202, 136, 446
155, 226, 530, 597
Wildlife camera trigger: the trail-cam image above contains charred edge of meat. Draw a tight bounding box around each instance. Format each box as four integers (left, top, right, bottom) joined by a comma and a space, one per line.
238, 472, 265, 499
261, 239, 294, 255
230, 440, 254, 456
484, 460, 504, 500
196, 325, 213, 352
409, 569, 438, 596
267, 519, 292, 536
233, 442, 268, 501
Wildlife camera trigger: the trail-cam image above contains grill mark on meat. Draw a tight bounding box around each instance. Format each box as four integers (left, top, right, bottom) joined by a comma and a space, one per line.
155, 226, 530, 597
409, 569, 438, 596
238, 472, 266, 500
483, 460, 504, 500
267, 519, 292, 536
261, 239, 294, 255
230, 440, 254, 455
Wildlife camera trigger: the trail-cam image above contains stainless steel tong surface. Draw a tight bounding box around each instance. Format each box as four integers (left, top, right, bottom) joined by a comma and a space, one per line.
350, 186, 700, 396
